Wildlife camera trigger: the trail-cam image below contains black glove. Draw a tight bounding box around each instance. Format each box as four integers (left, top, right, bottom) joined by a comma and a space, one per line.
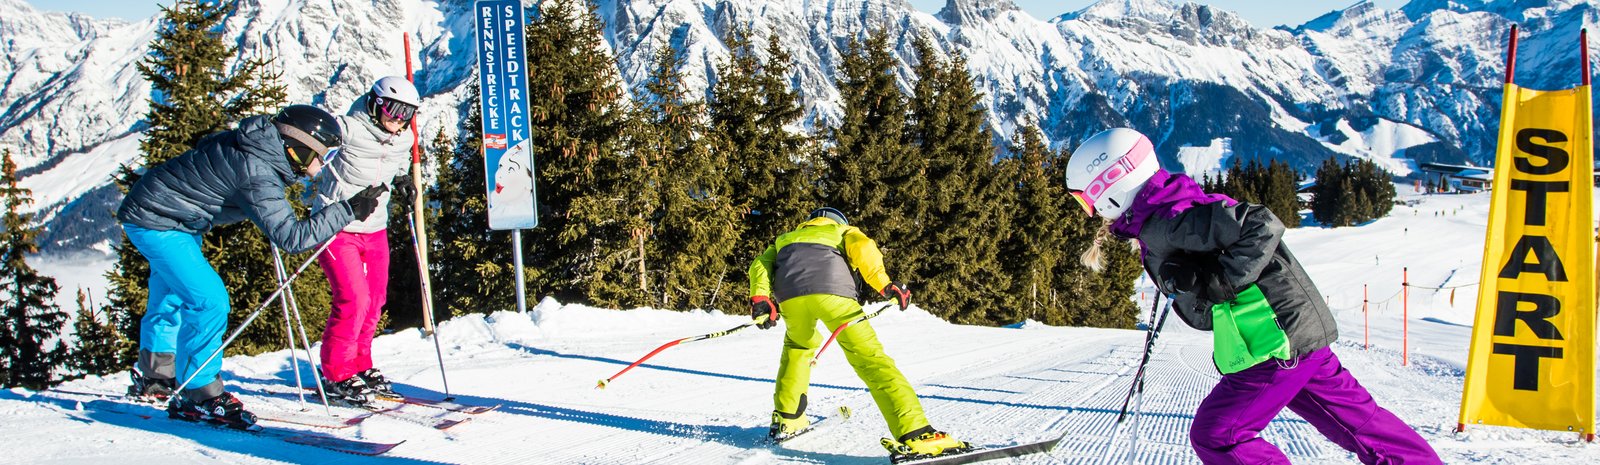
880, 282, 910, 310
751, 296, 778, 329
345, 185, 389, 221
1159, 253, 1237, 305
391, 174, 415, 205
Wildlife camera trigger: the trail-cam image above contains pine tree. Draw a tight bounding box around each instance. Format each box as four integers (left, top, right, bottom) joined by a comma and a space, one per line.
631, 46, 744, 311
427, 97, 514, 317
992, 125, 1057, 325
1262, 159, 1301, 228
711, 29, 814, 275
1353, 159, 1396, 221
69, 288, 129, 378
105, 0, 309, 361
1311, 158, 1394, 227
824, 31, 917, 295
0, 149, 70, 389
520, 0, 633, 309
1209, 159, 1301, 228
383, 138, 431, 328
903, 38, 1009, 320
1310, 157, 1346, 226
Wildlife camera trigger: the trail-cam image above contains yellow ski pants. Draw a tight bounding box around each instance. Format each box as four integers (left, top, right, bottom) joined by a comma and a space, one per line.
773, 294, 928, 438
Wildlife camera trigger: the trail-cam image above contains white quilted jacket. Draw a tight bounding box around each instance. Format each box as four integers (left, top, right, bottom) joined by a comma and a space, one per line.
313, 97, 414, 233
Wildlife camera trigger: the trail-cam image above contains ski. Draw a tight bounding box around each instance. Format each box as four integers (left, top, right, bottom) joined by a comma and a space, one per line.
892, 437, 1062, 465
297, 386, 497, 414
49, 389, 370, 430
256, 407, 370, 429
81, 399, 403, 456
267, 389, 470, 430
373, 393, 499, 415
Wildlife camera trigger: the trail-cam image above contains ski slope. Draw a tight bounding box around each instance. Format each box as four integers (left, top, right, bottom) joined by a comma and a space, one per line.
7, 186, 1600, 464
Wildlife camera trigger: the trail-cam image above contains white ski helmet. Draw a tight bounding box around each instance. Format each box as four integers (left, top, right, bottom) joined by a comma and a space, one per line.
1064, 128, 1159, 220
365, 76, 421, 128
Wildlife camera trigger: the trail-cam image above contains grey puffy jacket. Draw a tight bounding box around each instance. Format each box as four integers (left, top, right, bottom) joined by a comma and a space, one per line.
1141, 201, 1338, 358
312, 96, 412, 233
117, 115, 355, 253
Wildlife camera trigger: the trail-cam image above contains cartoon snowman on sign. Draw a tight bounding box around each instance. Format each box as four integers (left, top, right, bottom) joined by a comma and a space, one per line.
489, 139, 535, 221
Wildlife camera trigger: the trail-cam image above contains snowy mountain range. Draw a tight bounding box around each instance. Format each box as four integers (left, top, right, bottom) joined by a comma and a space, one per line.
1, 0, 1583, 254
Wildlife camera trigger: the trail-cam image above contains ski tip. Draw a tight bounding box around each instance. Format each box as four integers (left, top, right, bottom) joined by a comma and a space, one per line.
595, 379, 609, 390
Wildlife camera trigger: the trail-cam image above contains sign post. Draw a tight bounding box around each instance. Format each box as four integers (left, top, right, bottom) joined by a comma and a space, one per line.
474, 0, 537, 313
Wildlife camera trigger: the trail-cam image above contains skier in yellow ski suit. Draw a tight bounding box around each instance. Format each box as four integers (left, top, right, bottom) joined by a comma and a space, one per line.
748, 207, 969, 461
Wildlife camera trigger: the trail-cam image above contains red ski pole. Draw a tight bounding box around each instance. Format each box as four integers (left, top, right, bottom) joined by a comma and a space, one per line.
811, 306, 891, 367
596, 315, 770, 389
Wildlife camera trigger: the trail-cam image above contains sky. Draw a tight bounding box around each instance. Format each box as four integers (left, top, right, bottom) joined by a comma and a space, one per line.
32, 0, 1410, 29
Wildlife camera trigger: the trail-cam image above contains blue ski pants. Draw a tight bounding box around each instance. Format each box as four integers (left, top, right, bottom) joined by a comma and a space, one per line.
125, 224, 229, 400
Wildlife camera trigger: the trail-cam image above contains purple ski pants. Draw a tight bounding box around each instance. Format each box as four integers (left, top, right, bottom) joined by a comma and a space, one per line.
1190, 347, 1441, 465
317, 230, 390, 383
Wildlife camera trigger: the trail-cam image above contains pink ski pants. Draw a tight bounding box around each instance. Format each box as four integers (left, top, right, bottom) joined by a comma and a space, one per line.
317, 230, 389, 383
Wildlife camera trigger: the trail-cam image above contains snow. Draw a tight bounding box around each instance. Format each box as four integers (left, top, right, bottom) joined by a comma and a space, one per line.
7, 185, 1600, 464
18, 132, 142, 215
1174, 137, 1231, 177
10, 0, 1556, 239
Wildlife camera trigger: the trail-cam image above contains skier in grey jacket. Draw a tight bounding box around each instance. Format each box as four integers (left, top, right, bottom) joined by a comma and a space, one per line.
310, 76, 421, 405
118, 104, 387, 429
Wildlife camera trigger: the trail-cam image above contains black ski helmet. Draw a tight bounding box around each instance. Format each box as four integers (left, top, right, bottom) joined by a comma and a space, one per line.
809, 207, 847, 226
272, 104, 342, 170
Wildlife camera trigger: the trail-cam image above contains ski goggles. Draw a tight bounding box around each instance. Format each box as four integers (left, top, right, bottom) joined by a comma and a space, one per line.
1068, 189, 1095, 216
284, 143, 318, 169
375, 97, 417, 122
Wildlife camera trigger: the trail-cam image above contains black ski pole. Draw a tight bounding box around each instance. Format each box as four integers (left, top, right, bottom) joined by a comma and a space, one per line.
1100, 295, 1172, 463
1115, 295, 1171, 422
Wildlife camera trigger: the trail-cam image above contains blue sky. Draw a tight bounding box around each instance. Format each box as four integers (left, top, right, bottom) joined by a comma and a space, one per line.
34, 0, 1407, 29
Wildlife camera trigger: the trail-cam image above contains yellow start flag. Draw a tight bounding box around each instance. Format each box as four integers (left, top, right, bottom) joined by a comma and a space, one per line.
1457, 72, 1597, 436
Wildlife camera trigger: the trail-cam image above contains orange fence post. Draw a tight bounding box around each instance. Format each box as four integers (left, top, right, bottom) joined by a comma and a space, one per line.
1402, 267, 1409, 366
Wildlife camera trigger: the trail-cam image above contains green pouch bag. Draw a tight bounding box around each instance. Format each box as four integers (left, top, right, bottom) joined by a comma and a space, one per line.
1211, 284, 1294, 374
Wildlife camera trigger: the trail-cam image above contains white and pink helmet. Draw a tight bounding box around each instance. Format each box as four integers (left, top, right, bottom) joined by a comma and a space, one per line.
1064, 128, 1159, 219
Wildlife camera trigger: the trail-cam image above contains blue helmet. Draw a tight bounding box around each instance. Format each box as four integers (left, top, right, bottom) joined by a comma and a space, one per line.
808, 207, 847, 225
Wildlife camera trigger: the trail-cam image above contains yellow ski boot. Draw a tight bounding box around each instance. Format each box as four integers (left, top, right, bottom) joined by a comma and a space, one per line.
769, 410, 812, 442
881, 427, 973, 463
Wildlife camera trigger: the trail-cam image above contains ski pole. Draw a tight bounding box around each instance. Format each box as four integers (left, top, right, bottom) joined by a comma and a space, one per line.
1097, 296, 1171, 462
401, 31, 451, 399
596, 315, 770, 389
273, 247, 334, 416
273, 261, 308, 410
810, 305, 892, 367
1115, 297, 1171, 423
167, 238, 337, 404
410, 212, 453, 399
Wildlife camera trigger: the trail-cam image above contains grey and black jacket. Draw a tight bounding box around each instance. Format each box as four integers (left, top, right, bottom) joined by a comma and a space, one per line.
1141, 201, 1338, 358
117, 115, 355, 253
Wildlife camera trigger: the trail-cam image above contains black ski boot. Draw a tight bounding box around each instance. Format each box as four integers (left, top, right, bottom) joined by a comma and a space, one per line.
321, 375, 374, 407
127, 369, 175, 401
167, 392, 258, 430
356, 368, 399, 398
